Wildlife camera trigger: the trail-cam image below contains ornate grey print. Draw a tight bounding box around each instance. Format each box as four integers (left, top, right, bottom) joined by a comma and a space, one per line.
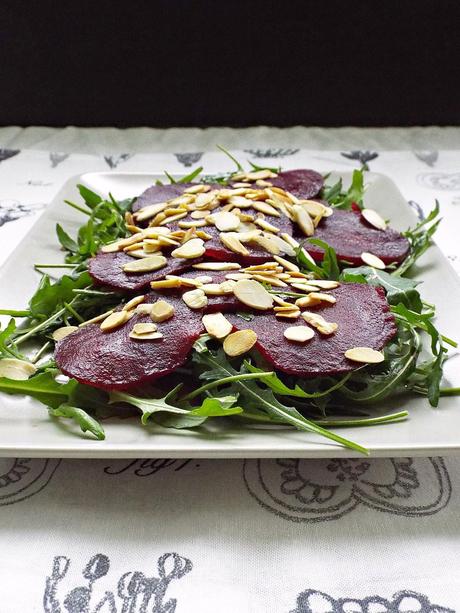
290, 588, 454, 612
340, 150, 378, 170
414, 151, 439, 168
43, 552, 192, 612
244, 148, 299, 158
243, 457, 451, 522
50, 152, 70, 168
174, 152, 204, 167
104, 154, 133, 169
417, 173, 460, 191
0, 199, 44, 226
0, 458, 61, 506
0, 148, 20, 164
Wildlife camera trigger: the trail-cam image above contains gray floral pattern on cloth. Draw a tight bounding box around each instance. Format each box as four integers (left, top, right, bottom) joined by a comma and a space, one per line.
104, 154, 133, 169
417, 173, 460, 191
244, 148, 300, 158
340, 150, 379, 170
408, 199, 426, 220
414, 151, 439, 167
49, 152, 70, 168
0, 148, 20, 164
43, 552, 192, 612
0, 458, 61, 506
0, 199, 45, 226
173, 152, 204, 167
243, 457, 451, 523
290, 587, 454, 612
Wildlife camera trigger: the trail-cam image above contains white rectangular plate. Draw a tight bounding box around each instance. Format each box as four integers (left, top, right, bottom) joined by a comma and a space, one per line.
0, 171, 459, 458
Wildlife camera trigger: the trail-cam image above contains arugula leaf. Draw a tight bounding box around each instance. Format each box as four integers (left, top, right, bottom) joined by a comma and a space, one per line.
56, 224, 78, 253
308, 238, 340, 279
341, 266, 423, 312
49, 404, 105, 440
321, 169, 365, 210
0, 319, 19, 358
28, 272, 92, 320
77, 184, 102, 209
109, 385, 186, 425
178, 166, 203, 183
395, 202, 441, 275
0, 371, 77, 409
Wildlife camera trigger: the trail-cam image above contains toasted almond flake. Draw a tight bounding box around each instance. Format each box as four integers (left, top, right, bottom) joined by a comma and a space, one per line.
101, 239, 126, 253
345, 346, 385, 363
254, 218, 280, 233
181, 227, 197, 243
301, 312, 338, 335
290, 283, 319, 292
134, 202, 168, 222
283, 326, 315, 342
143, 227, 171, 238
232, 182, 252, 188
225, 272, 252, 280
220, 232, 250, 256
178, 219, 207, 228
251, 274, 288, 287
361, 208, 387, 230
165, 275, 201, 288
125, 211, 134, 225
168, 195, 195, 207
293, 204, 315, 236
122, 295, 146, 311
52, 326, 78, 341
208, 211, 241, 231
227, 195, 253, 208
135, 303, 154, 315
202, 313, 233, 339
159, 212, 188, 225
171, 238, 205, 259
193, 275, 213, 284
100, 310, 130, 332
252, 233, 281, 255
309, 291, 336, 304
0, 358, 37, 380
274, 305, 299, 312
184, 184, 210, 194
298, 199, 329, 218
196, 230, 213, 241
194, 191, 217, 208
132, 322, 158, 335
142, 239, 161, 253
233, 279, 273, 310
192, 261, 241, 271
182, 288, 208, 309
245, 169, 278, 181
272, 295, 292, 306
122, 255, 167, 273
150, 300, 175, 322
150, 279, 182, 289
191, 209, 212, 219
255, 179, 273, 187
309, 280, 340, 289
266, 234, 296, 256
223, 329, 258, 357
79, 309, 114, 327
253, 201, 280, 217
164, 206, 188, 217
130, 331, 163, 341
202, 283, 225, 296
294, 295, 322, 308
127, 224, 143, 234
243, 262, 278, 271
361, 251, 386, 270
273, 255, 299, 273
275, 309, 301, 319
235, 229, 262, 243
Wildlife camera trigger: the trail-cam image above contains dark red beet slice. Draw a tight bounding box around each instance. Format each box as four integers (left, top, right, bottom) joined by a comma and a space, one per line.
132, 183, 194, 212
55, 294, 204, 390
269, 169, 324, 199
226, 284, 396, 377
309, 209, 410, 265
88, 251, 202, 292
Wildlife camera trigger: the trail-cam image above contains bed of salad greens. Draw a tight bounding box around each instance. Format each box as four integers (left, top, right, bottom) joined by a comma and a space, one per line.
0, 151, 458, 455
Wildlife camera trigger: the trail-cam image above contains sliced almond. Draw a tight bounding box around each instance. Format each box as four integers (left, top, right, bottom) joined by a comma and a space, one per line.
171, 238, 206, 259
150, 300, 175, 322
225, 272, 252, 280
233, 279, 273, 310
284, 326, 315, 342
182, 289, 208, 309
165, 275, 202, 288
361, 208, 387, 230
202, 313, 233, 339
294, 295, 322, 308
122, 295, 146, 311
134, 202, 168, 222
252, 233, 280, 255
345, 347, 385, 363
101, 238, 128, 253
232, 182, 252, 188
301, 312, 338, 335
361, 252, 386, 270
191, 210, 211, 219
192, 262, 241, 271
253, 201, 280, 217
299, 199, 333, 218
178, 219, 207, 228
150, 279, 182, 290
135, 303, 154, 315
130, 330, 163, 341
264, 234, 296, 257
100, 310, 130, 332
223, 329, 258, 357
243, 262, 279, 271
159, 212, 188, 225
202, 283, 226, 296
274, 255, 299, 273
193, 275, 213, 284
0, 358, 37, 380
52, 326, 78, 341
275, 309, 301, 319
309, 280, 340, 289
122, 255, 167, 273
272, 295, 292, 307
79, 309, 114, 327
245, 169, 278, 181
220, 233, 249, 256
208, 211, 241, 232
290, 283, 319, 292
168, 194, 195, 207
132, 322, 158, 335
184, 184, 210, 194
308, 292, 336, 305
194, 191, 217, 209
251, 274, 287, 287
293, 205, 315, 236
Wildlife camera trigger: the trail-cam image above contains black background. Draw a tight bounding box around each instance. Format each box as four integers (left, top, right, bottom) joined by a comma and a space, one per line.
1, 0, 458, 127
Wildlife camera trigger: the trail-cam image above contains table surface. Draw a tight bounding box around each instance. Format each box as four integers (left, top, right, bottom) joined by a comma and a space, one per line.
0, 128, 459, 612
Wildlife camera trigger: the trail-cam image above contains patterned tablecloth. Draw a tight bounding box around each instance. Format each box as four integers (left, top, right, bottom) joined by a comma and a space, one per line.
0, 145, 459, 612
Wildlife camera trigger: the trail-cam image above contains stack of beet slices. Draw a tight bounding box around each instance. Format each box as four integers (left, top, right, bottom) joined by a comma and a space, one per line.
55, 169, 403, 390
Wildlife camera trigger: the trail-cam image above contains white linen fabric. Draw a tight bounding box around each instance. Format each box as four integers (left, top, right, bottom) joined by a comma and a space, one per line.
0, 137, 459, 612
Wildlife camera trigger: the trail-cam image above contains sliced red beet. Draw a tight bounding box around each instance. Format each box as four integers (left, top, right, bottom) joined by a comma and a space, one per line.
132, 183, 195, 212
269, 169, 324, 199
88, 251, 202, 292
55, 294, 204, 390
226, 284, 396, 377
